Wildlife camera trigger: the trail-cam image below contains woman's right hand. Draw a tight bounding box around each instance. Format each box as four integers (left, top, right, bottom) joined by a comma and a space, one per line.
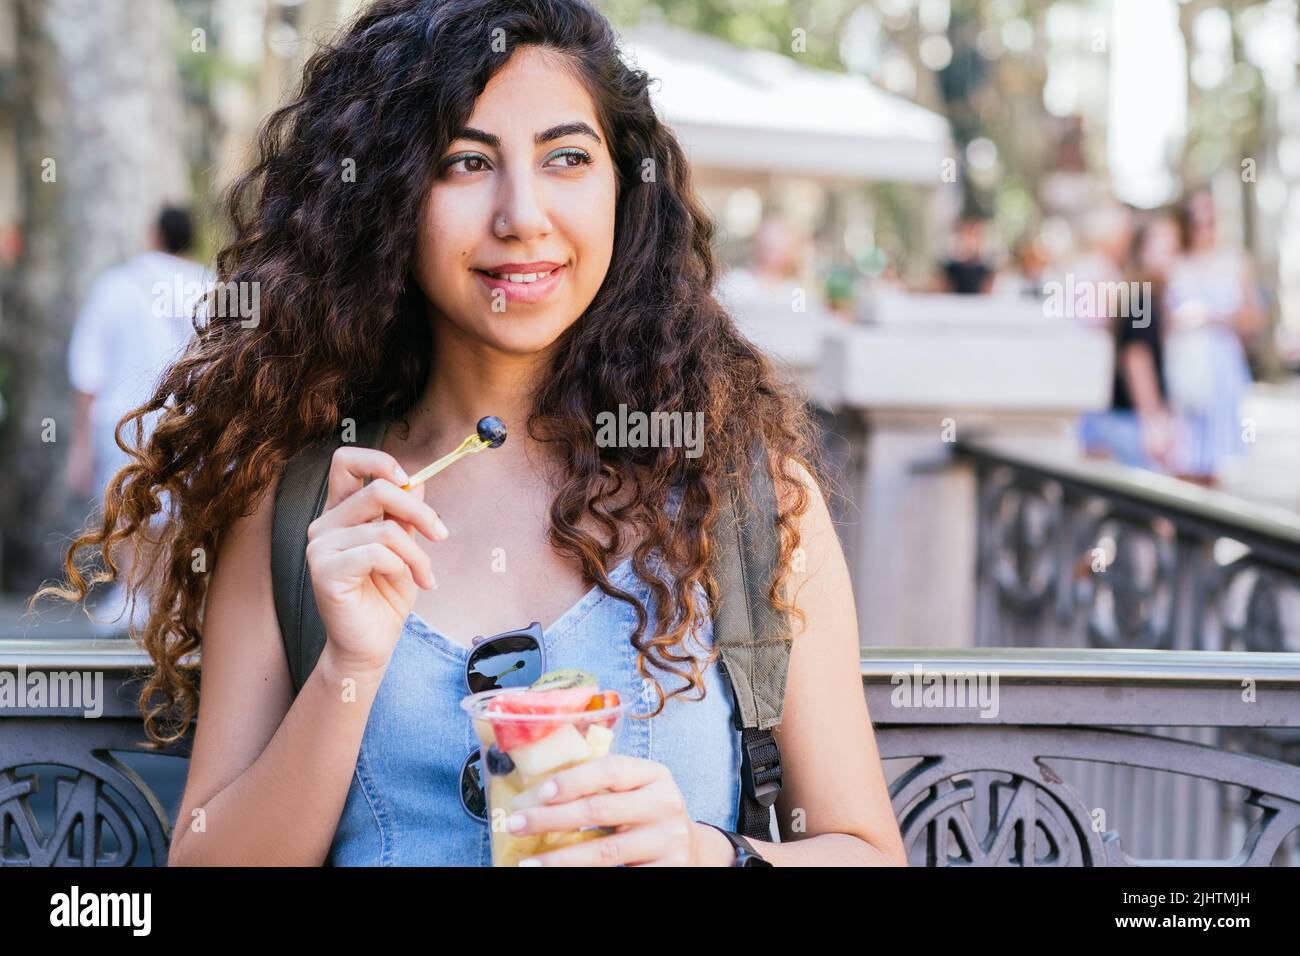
306, 446, 448, 677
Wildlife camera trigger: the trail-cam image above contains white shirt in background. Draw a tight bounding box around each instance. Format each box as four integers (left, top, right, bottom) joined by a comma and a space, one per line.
68, 250, 211, 436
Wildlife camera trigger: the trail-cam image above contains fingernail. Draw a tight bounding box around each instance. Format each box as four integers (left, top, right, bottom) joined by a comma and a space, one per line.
539, 780, 558, 801
436, 518, 450, 538
395, 465, 409, 484
518, 857, 541, 867
506, 813, 527, 833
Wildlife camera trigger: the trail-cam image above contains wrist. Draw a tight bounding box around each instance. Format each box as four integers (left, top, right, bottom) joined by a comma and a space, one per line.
315, 645, 389, 693
694, 821, 738, 867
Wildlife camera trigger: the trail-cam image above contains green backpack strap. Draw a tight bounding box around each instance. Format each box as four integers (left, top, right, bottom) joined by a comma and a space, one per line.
712, 439, 793, 841
271, 417, 389, 694
270, 418, 793, 843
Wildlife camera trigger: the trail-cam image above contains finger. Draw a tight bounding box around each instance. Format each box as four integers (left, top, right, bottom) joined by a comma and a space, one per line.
538, 755, 660, 805
312, 478, 448, 543
323, 446, 410, 511
308, 520, 435, 590
315, 542, 413, 591
393, 477, 426, 537
509, 783, 678, 836
522, 821, 683, 867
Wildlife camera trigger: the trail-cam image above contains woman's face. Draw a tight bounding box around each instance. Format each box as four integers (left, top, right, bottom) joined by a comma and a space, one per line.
414, 46, 618, 357
1140, 216, 1179, 275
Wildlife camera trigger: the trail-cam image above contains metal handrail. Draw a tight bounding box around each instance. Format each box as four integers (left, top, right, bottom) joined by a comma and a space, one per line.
956, 437, 1300, 552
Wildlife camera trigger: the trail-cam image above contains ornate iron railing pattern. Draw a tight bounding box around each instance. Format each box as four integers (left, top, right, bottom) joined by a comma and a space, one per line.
863, 648, 1300, 866
3, 641, 1299, 866
962, 439, 1300, 656
0, 639, 192, 866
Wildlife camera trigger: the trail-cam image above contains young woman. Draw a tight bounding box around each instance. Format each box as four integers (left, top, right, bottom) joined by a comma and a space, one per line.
1078, 210, 1179, 472
44, 0, 906, 867
1163, 187, 1264, 485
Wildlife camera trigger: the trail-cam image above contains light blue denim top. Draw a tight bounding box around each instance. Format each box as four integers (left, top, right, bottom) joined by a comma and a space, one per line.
327, 492, 743, 866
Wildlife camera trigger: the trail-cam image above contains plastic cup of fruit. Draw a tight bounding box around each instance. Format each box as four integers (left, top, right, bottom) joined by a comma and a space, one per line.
460, 685, 633, 867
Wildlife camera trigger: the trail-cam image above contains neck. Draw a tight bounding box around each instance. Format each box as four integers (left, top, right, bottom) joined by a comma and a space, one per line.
401, 316, 552, 458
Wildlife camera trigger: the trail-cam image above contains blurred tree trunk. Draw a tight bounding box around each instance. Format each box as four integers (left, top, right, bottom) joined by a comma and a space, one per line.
0, 0, 188, 593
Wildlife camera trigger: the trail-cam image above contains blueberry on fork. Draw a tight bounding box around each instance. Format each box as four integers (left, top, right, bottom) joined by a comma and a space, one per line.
477, 416, 507, 448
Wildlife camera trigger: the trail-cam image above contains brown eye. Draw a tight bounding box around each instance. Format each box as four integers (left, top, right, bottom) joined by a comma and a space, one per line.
444, 154, 490, 175
544, 148, 593, 169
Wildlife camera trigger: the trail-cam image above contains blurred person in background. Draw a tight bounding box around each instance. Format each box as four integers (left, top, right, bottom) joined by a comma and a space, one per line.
1049, 201, 1133, 329
1078, 209, 1179, 472
933, 212, 994, 294
991, 233, 1051, 298
65, 205, 208, 632
715, 211, 815, 313
1162, 187, 1265, 486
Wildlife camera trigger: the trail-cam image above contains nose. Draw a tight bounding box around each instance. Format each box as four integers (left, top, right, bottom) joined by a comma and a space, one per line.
493, 166, 551, 241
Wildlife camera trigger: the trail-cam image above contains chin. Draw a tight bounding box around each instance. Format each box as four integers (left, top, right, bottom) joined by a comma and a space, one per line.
476, 312, 577, 356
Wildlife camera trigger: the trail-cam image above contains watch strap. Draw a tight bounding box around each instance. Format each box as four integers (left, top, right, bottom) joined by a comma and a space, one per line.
701, 821, 772, 867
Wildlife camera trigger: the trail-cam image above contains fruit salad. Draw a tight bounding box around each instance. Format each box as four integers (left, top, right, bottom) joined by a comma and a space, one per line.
462, 669, 629, 867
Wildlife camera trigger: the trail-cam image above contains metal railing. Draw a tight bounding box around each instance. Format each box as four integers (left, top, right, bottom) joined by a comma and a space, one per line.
0, 638, 192, 866
961, 438, 1300, 657
864, 648, 1300, 866
3, 640, 1298, 865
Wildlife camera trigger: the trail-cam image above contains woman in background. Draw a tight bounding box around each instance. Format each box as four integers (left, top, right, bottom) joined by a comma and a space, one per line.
1162, 188, 1265, 485
1079, 209, 1178, 472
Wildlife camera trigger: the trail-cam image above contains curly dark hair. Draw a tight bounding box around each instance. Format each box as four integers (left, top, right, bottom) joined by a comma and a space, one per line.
36, 0, 824, 747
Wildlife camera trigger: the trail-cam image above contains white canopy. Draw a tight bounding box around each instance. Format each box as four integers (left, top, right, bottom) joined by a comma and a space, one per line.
619, 24, 952, 185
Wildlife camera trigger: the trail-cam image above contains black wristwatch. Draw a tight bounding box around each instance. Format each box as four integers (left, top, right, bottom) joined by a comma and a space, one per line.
702, 823, 773, 867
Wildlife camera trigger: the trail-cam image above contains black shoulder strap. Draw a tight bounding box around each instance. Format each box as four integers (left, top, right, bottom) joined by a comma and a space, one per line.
713, 440, 793, 841
271, 417, 388, 694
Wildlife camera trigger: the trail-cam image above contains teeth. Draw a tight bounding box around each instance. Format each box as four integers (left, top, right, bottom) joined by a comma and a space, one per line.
487, 270, 552, 283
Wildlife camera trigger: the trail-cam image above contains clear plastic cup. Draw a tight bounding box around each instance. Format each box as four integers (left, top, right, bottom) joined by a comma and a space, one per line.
460, 686, 634, 867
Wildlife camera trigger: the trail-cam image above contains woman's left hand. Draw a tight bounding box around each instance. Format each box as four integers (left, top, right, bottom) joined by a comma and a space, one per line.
505, 755, 727, 866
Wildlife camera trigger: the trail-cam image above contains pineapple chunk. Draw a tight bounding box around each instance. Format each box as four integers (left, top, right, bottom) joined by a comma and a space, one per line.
493, 829, 544, 867
486, 774, 521, 816
472, 717, 496, 749
584, 723, 614, 758
507, 722, 591, 778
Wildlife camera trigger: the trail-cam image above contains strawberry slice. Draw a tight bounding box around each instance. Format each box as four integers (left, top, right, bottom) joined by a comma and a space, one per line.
486, 686, 607, 751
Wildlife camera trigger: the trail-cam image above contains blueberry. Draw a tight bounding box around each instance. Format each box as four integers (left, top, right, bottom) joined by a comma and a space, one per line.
476, 415, 507, 448
485, 745, 514, 776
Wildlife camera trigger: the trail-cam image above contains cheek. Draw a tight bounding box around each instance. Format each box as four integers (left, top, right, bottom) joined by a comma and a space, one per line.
415, 194, 478, 291
567, 176, 617, 284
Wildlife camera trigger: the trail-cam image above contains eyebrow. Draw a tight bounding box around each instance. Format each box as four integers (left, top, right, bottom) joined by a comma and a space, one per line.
451, 121, 602, 150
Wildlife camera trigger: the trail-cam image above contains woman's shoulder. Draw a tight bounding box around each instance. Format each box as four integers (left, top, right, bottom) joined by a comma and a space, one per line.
217, 465, 284, 579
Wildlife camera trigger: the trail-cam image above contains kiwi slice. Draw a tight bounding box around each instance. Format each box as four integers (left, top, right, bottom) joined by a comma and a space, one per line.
529, 668, 597, 691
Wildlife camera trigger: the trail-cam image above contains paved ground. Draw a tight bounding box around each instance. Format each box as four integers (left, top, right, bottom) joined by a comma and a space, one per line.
1219, 380, 1300, 512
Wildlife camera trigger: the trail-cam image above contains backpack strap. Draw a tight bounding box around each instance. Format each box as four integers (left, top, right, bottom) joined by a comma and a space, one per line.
271, 417, 389, 694
269, 418, 794, 844
713, 440, 793, 842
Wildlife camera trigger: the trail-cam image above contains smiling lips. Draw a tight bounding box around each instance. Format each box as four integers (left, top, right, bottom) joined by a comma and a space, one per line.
473, 260, 566, 304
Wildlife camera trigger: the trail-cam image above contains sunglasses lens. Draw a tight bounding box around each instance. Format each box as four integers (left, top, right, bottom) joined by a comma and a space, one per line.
460, 749, 487, 822
466, 634, 543, 694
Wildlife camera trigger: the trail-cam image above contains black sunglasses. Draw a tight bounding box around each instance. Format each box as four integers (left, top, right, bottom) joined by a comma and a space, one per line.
458, 621, 546, 822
